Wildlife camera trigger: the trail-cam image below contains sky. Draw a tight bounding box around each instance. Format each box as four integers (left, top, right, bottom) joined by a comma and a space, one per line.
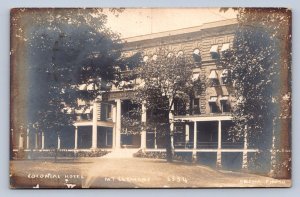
105, 8, 237, 38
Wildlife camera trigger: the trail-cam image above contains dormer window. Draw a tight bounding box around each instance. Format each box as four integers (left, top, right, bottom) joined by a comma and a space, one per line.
210, 45, 219, 59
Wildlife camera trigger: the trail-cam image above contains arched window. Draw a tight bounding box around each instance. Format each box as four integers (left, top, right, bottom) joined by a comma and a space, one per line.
167, 52, 174, 58
152, 54, 157, 61
143, 56, 149, 62
192, 48, 201, 63
177, 50, 184, 57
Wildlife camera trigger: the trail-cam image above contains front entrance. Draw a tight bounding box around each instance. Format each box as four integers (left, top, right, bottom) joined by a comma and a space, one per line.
121, 134, 141, 148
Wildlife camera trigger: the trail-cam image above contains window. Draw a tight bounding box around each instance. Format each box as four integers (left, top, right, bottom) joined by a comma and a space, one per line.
152, 54, 157, 61
220, 69, 230, 85
221, 43, 230, 57
193, 98, 200, 114
167, 52, 174, 58
193, 48, 201, 63
208, 96, 219, 113
210, 45, 219, 59
220, 96, 231, 113
208, 70, 219, 86
143, 56, 149, 62
177, 50, 184, 57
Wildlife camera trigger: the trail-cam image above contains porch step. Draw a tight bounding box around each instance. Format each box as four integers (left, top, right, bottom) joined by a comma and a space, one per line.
102, 148, 140, 158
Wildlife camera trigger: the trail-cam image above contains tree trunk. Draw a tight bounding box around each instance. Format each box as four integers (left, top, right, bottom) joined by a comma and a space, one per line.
165, 127, 173, 162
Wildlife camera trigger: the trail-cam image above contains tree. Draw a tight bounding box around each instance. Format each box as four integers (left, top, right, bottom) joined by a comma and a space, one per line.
130, 48, 203, 162
10, 8, 130, 153
220, 8, 291, 178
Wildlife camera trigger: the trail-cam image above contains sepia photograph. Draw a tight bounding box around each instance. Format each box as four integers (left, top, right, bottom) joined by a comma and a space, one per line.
10, 8, 292, 188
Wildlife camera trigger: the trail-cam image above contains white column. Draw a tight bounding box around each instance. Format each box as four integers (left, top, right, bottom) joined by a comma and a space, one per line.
185, 124, 190, 143
242, 126, 248, 170
35, 132, 38, 149
115, 99, 121, 149
92, 102, 98, 149
140, 102, 147, 149
192, 121, 197, 162
74, 126, 78, 149
41, 131, 45, 150
57, 134, 61, 149
112, 105, 117, 148
26, 129, 30, 149
154, 126, 157, 149
216, 120, 222, 168
18, 132, 24, 149
193, 122, 197, 149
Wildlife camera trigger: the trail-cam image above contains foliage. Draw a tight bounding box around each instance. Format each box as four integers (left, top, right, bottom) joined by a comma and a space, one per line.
129, 48, 204, 161
220, 8, 291, 177
11, 9, 127, 137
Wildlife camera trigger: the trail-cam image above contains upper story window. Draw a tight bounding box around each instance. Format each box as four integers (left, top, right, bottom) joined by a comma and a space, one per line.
220, 69, 230, 85
208, 96, 218, 113
192, 48, 201, 63
167, 52, 174, 58
143, 55, 149, 62
177, 51, 184, 57
220, 96, 231, 113
210, 45, 219, 59
152, 54, 158, 61
208, 70, 219, 87
220, 43, 230, 57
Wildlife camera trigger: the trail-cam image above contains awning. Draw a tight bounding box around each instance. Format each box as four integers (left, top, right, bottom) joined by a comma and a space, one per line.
78, 84, 87, 91
221, 43, 230, 52
210, 45, 219, 53
208, 70, 218, 79
220, 69, 229, 78
220, 96, 229, 101
193, 48, 200, 55
193, 49, 201, 62
208, 97, 218, 103
192, 73, 200, 81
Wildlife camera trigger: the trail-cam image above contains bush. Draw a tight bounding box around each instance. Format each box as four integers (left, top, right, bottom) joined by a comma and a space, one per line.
133, 149, 189, 162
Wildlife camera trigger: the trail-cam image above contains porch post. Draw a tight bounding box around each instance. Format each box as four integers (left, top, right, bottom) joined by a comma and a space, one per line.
115, 99, 121, 149
92, 102, 98, 149
140, 101, 147, 149
35, 132, 38, 149
26, 128, 30, 149
57, 133, 61, 149
242, 125, 248, 170
216, 120, 222, 168
41, 131, 45, 150
18, 132, 24, 149
185, 123, 190, 144
192, 121, 197, 162
112, 104, 116, 148
74, 126, 78, 149
154, 126, 157, 149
